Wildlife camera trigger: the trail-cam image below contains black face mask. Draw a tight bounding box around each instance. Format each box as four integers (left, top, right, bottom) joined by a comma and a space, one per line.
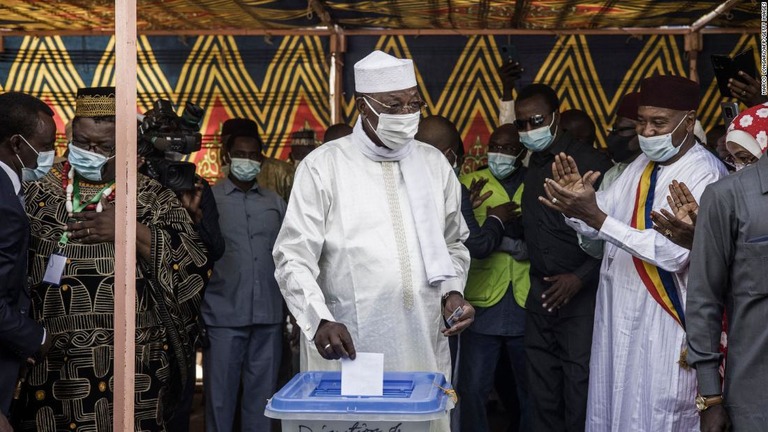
606, 134, 638, 163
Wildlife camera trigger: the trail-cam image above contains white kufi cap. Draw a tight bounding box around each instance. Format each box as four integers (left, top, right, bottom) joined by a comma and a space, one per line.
354, 50, 417, 94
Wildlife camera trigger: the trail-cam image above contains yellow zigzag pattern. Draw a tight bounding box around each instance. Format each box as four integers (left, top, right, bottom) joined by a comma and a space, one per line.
174, 35, 329, 156
2, 35, 329, 160
537, 34, 687, 148
2, 36, 86, 121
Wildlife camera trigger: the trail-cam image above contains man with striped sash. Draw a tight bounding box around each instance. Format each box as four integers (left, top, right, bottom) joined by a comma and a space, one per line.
539, 75, 727, 431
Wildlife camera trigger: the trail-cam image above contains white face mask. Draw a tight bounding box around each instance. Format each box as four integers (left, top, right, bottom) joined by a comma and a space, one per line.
363, 96, 420, 151
17, 135, 55, 182
637, 114, 689, 162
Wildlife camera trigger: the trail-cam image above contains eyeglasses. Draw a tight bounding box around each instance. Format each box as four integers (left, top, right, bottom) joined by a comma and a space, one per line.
608, 126, 637, 136
514, 112, 552, 130
488, 145, 525, 157
229, 151, 261, 161
363, 95, 426, 115
71, 139, 116, 156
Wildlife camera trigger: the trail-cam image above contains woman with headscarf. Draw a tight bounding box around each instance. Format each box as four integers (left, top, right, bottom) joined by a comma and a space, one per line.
724, 102, 768, 169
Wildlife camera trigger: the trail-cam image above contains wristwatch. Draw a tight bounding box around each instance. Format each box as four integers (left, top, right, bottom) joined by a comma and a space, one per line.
695, 394, 723, 412
441, 291, 462, 305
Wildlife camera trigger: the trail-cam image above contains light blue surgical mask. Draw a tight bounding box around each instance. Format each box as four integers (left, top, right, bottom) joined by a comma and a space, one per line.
68, 143, 113, 182
519, 112, 557, 152
488, 152, 519, 179
638, 114, 689, 162
230, 157, 262, 182
17, 135, 54, 182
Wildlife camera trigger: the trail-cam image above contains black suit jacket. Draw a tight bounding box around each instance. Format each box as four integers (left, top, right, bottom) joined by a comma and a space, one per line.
0, 169, 43, 414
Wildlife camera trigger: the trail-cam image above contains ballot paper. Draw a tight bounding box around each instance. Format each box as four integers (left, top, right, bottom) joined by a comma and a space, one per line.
341, 352, 384, 396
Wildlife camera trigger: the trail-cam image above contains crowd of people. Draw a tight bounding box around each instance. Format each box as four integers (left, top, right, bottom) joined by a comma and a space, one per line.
0, 48, 766, 432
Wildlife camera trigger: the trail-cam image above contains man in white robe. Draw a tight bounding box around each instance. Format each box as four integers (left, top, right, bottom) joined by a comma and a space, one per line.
538, 75, 727, 431
272, 51, 473, 431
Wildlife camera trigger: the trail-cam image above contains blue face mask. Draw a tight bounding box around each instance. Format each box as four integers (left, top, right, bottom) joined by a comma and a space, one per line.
18, 135, 54, 182
487, 152, 519, 179
637, 114, 689, 162
68, 143, 113, 182
519, 112, 557, 152
230, 157, 262, 182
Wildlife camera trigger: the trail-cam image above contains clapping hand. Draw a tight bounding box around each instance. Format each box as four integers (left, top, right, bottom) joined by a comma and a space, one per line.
539, 153, 604, 228
650, 181, 698, 250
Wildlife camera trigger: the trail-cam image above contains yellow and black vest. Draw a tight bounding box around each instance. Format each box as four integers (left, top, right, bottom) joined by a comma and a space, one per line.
460, 169, 531, 308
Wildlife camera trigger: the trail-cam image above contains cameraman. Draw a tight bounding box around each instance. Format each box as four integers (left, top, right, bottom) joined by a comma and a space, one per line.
166, 173, 224, 432
137, 102, 225, 432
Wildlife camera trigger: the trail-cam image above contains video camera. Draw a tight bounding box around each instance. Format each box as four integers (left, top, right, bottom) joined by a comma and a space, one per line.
138, 99, 204, 192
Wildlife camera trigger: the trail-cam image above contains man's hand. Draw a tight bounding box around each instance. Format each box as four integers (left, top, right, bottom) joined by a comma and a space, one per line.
179, 180, 204, 224
700, 403, 730, 432
487, 202, 520, 225
442, 293, 475, 337
541, 274, 584, 312
539, 153, 605, 229
469, 178, 492, 209
666, 181, 699, 223
650, 181, 699, 250
498, 61, 523, 101
729, 71, 768, 107
28, 330, 54, 365
68, 198, 116, 244
314, 320, 356, 361
0, 412, 13, 432
650, 209, 696, 250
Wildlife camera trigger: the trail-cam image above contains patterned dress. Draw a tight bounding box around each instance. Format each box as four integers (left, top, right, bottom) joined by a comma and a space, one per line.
15, 164, 209, 432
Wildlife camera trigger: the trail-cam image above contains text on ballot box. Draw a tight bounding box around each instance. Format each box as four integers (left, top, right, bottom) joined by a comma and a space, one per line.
265, 371, 455, 432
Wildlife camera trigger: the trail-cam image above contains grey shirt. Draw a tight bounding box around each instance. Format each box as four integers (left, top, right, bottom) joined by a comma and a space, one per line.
687, 154, 768, 428
202, 178, 287, 327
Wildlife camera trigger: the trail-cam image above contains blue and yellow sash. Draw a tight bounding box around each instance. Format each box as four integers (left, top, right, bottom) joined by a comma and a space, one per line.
630, 162, 685, 328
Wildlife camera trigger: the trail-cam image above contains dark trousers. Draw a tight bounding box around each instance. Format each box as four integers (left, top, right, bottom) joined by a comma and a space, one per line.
525, 311, 593, 432
458, 329, 530, 432
203, 324, 282, 432
166, 358, 197, 432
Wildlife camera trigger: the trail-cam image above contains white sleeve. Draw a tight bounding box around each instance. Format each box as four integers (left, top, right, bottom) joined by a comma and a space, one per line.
440, 172, 471, 296
595, 167, 723, 273
597, 215, 691, 273
499, 99, 516, 125
273, 160, 335, 341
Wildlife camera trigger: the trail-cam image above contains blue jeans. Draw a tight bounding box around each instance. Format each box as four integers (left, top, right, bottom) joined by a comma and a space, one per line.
458, 329, 530, 432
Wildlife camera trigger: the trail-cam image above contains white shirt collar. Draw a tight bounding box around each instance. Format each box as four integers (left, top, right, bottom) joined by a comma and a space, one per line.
0, 160, 21, 195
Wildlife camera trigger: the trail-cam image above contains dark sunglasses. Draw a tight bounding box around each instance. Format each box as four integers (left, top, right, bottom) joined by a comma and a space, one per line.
514, 114, 548, 129
608, 126, 636, 135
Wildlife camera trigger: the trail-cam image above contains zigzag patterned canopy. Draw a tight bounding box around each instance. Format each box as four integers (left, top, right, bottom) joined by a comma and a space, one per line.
0, 0, 759, 32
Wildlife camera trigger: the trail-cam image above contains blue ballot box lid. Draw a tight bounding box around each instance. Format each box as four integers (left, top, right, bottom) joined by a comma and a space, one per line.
265, 371, 452, 421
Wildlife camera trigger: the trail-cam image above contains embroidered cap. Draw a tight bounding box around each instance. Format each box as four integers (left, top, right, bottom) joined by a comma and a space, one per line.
75, 87, 116, 118
354, 50, 417, 94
